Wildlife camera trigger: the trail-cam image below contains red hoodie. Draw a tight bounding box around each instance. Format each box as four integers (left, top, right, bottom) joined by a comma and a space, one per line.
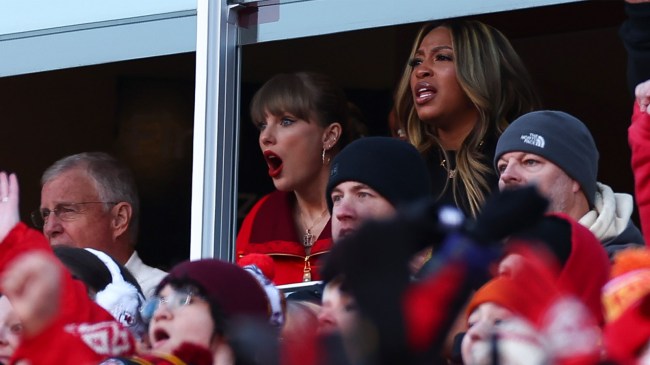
551, 213, 611, 326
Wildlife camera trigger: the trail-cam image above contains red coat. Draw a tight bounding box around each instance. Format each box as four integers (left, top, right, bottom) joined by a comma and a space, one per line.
629, 102, 650, 245
1, 223, 135, 364
236, 191, 332, 285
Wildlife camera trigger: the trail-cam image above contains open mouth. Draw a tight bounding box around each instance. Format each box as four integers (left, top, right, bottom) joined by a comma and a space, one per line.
152, 328, 170, 346
263, 150, 283, 178
414, 82, 437, 104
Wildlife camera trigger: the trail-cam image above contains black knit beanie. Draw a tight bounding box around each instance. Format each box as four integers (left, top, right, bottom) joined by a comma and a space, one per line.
510, 215, 573, 267
494, 110, 599, 207
326, 136, 432, 212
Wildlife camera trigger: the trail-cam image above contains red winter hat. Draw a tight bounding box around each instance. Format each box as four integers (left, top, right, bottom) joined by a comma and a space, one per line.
604, 293, 650, 363
157, 259, 270, 320
603, 247, 650, 322
507, 213, 610, 325
467, 275, 554, 325
552, 213, 610, 325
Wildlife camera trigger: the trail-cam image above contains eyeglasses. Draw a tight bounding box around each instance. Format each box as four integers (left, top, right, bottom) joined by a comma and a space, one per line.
30, 202, 117, 228
140, 289, 204, 324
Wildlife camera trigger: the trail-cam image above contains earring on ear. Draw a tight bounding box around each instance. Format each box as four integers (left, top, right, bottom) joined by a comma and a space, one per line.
322, 145, 331, 165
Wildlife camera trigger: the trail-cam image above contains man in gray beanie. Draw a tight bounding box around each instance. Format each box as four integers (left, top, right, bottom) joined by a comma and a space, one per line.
494, 110, 644, 257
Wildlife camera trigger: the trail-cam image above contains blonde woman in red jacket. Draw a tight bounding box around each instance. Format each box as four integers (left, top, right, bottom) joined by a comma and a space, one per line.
236, 72, 358, 285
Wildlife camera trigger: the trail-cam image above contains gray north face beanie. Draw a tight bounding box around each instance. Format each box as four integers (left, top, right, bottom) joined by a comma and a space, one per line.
494, 110, 599, 207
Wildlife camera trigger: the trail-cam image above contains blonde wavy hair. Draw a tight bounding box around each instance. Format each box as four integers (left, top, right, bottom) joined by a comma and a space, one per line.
394, 19, 541, 216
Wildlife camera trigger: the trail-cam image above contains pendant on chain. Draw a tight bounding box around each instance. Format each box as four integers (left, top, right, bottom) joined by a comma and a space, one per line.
303, 258, 312, 282
303, 229, 315, 248
440, 159, 457, 179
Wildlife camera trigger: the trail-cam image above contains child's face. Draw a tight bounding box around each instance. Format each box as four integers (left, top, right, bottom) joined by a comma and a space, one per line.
147, 284, 217, 355
461, 303, 546, 365
317, 281, 360, 337
461, 302, 513, 365
0, 296, 21, 364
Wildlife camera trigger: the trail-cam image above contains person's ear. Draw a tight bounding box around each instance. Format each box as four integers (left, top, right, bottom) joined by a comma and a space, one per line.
111, 202, 132, 239
212, 337, 235, 365
571, 180, 581, 194
322, 122, 342, 150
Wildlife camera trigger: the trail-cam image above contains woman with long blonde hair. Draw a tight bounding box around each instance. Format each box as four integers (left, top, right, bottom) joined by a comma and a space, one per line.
394, 19, 541, 217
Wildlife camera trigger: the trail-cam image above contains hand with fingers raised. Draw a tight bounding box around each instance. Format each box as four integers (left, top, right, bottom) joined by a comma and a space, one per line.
0, 172, 20, 243
637, 79, 650, 115
1, 251, 62, 337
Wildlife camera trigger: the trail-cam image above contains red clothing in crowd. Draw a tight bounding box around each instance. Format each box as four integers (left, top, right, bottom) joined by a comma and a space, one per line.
1, 223, 135, 365
551, 213, 610, 326
629, 102, 650, 245
236, 191, 332, 285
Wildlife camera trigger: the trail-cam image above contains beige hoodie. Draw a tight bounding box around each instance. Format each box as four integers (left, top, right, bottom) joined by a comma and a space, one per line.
579, 182, 635, 243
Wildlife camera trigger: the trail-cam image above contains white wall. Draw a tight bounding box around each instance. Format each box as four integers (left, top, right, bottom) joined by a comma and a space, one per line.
238, 0, 584, 44
0, 0, 197, 77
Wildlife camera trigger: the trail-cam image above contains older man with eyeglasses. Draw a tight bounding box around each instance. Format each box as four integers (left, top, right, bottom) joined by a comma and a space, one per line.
33, 152, 166, 298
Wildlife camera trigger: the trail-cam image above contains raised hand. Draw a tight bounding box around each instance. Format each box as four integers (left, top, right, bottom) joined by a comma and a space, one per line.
0, 172, 20, 243
1, 251, 62, 338
636, 79, 650, 115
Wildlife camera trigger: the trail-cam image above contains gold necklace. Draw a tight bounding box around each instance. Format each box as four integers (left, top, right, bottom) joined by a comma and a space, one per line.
299, 208, 329, 248
439, 157, 457, 179
437, 146, 457, 179
438, 140, 484, 179
299, 208, 329, 282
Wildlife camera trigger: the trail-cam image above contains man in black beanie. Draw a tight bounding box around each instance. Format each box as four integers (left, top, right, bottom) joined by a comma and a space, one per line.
291, 137, 433, 350
317, 137, 432, 339
326, 136, 432, 244
494, 110, 644, 257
